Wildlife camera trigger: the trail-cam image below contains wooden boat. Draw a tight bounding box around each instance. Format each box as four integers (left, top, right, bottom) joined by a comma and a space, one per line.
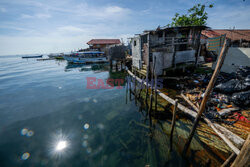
63, 51, 107, 64
48, 53, 64, 59
22, 55, 43, 58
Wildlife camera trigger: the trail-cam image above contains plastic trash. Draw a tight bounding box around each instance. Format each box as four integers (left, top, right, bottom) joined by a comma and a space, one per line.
236, 66, 250, 79
214, 79, 249, 94
231, 90, 250, 107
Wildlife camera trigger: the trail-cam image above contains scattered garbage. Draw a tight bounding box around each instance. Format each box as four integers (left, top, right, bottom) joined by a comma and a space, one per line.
231, 90, 250, 107
214, 79, 249, 94
179, 66, 249, 124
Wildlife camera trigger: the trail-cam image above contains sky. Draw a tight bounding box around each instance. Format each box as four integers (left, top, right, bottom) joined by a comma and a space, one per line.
0, 0, 249, 55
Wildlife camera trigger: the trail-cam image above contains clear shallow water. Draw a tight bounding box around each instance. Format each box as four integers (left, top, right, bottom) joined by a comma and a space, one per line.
0, 55, 228, 167
0, 56, 178, 167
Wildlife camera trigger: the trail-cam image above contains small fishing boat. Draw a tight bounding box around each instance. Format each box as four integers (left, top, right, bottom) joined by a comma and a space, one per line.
63, 51, 107, 64
48, 53, 64, 59
22, 55, 43, 58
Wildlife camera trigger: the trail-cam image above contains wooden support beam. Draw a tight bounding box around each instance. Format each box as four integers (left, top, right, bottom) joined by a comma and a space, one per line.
170, 99, 178, 152
134, 71, 137, 105
126, 77, 128, 104
154, 75, 158, 113
138, 77, 144, 99
220, 153, 236, 167
145, 33, 150, 103
115, 62, 118, 71
182, 38, 228, 155
231, 134, 250, 167
149, 55, 156, 116
154, 56, 157, 113
129, 76, 132, 101
145, 65, 149, 103
181, 93, 199, 111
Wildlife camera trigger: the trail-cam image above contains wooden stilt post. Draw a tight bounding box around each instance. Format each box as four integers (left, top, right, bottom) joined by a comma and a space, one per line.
170, 99, 178, 152
129, 76, 132, 101
110, 59, 113, 71
138, 77, 144, 99
145, 33, 150, 102
195, 44, 201, 67
154, 57, 157, 113
126, 76, 128, 104
149, 55, 156, 116
145, 65, 149, 104
134, 71, 137, 105
182, 38, 228, 155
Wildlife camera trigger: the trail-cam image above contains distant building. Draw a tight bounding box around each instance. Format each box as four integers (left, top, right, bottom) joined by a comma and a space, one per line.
130, 26, 207, 76
87, 39, 121, 52
201, 29, 250, 47
202, 29, 250, 73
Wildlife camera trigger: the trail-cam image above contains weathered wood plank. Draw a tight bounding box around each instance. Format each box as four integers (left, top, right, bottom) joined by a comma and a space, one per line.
231, 134, 250, 167
170, 100, 178, 152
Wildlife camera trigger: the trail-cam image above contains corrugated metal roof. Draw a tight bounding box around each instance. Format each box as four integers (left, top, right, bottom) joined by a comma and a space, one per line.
202, 29, 250, 41
87, 39, 121, 45
143, 25, 208, 33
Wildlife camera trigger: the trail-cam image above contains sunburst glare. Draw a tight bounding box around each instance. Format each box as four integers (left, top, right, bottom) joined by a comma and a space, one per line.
55, 140, 68, 151
49, 131, 71, 159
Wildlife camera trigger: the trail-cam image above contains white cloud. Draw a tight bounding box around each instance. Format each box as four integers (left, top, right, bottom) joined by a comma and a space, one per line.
36, 13, 51, 19
71, 4, 131, 21
21, 13, 51, 19
0, 7, 6, 12
21, 14, 33, 19
56, 26, 92, 36
58, 26, 85, 33
105, 6, 125, 14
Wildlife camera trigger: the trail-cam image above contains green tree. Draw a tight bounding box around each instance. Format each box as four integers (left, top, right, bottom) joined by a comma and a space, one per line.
169, 3, 213, 27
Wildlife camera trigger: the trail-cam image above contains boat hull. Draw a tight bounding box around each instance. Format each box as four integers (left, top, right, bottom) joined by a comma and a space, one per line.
64, 56, 108, 64
22, 55, 43, 58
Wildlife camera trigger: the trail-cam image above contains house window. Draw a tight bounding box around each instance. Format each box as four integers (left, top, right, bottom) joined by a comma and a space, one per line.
134, 40, 137, 46
158, 31, 163, 38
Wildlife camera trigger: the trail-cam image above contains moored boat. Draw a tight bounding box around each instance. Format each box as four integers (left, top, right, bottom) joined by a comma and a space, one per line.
48, 53, 64, 59
22, 55, 43, 58
63, 51, 107, 64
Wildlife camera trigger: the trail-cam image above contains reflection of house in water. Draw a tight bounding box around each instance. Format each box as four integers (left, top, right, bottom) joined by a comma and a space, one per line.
202, 29, 250, 73
65, 63, 126, 87
65, 63, 109, 72
131, 26, 207, 76
108, 70, 127, 87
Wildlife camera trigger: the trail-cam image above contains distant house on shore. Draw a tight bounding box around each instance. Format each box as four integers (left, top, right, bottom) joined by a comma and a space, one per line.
201, 29, 250, 47
201, 29, 250, 73
87, 39, 121, 52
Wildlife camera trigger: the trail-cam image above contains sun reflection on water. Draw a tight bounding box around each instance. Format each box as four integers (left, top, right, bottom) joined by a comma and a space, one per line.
49, 132, 70, 158
55, 140, 68, 151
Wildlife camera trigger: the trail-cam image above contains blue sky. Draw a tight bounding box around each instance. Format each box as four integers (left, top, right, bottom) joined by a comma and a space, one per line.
0, 0, 249, 55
